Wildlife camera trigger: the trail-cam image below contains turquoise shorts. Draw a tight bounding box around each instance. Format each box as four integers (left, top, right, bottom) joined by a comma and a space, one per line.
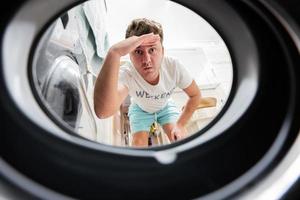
128, 101, 180, 134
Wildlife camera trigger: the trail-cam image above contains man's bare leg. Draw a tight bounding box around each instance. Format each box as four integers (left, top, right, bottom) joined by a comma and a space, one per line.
132, 131, 149, 147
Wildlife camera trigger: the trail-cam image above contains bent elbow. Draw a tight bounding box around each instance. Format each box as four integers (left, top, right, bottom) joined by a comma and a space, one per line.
94, 106, 114, 119
95, 111, 111, 119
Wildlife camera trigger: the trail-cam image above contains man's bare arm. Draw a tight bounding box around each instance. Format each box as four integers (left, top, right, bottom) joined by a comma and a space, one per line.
177, 80, 201, 127
168, 80, 201, 141
94, 50, 122, 119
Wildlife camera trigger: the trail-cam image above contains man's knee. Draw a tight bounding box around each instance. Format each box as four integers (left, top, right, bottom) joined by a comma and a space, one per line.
132, 131, 149, 147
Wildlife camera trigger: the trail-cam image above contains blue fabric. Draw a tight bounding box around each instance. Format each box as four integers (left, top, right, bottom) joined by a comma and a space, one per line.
128, 101, 180, 134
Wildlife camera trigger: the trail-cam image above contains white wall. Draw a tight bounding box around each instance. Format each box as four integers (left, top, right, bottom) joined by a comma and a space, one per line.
105, 0, 222, 46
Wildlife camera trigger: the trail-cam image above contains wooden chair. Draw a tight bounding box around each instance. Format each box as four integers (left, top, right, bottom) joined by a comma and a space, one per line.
182, 97, 217, 110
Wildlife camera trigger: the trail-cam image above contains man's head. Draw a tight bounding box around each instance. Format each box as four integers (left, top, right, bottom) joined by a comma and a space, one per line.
125, 18, 164, 43
126, 18, 164, 84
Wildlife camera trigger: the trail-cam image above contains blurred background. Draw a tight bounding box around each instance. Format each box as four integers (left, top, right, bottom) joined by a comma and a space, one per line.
33, 0, 233, 146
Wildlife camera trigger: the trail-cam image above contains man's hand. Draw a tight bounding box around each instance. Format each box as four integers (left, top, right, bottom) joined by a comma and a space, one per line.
171, 123, 187, 141
110, 33, 160, 57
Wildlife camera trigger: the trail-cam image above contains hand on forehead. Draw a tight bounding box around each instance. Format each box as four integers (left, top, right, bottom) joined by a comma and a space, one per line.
139, 33, 161, 47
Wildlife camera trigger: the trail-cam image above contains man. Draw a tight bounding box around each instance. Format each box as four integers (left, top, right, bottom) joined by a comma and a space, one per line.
94, 18, 201, 147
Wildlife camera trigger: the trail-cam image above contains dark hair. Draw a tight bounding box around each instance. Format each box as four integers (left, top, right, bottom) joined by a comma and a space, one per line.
125, 18, 164, 43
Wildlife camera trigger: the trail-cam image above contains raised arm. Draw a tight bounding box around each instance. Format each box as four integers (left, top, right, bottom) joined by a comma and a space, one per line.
94, 33, 160, 119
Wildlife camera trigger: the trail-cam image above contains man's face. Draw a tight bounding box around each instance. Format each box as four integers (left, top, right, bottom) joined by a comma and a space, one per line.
129, 40, 164, 83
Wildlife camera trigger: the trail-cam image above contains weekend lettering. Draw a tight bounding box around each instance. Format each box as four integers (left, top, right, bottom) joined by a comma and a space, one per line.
135, 87, 175, 100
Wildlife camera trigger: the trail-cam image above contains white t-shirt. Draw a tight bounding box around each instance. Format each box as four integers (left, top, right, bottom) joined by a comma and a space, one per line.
119, 56, 193, 113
